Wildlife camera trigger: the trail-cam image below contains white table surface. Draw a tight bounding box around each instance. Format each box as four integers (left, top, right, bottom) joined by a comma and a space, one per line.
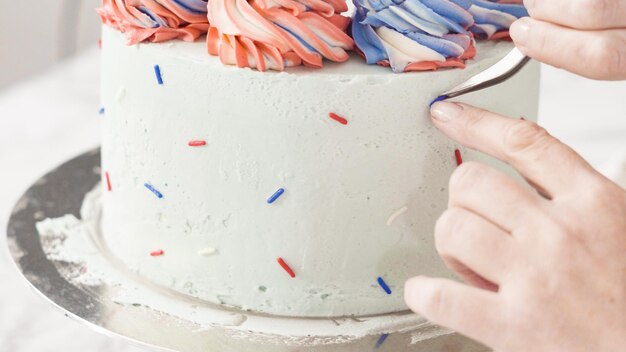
0, 48, 624, 351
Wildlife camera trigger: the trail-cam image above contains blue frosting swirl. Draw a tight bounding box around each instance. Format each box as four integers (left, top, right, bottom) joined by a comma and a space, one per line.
468, 0, 529, 39
351, 0, 528, 72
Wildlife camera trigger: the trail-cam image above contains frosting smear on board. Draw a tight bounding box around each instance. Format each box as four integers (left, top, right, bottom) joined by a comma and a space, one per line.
98, 0, 527, 71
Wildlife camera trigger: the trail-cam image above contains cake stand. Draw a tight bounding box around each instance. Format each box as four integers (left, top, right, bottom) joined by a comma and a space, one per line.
5, 148, 487, 352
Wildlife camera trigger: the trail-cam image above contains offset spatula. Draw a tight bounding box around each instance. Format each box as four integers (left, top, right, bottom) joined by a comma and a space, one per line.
431, 47, 531, 105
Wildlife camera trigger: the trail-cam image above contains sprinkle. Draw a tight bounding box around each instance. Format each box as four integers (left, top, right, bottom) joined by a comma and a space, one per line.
98, 39, 102, 49
188, 140, 207, 147
277, 257, 296, 278
150, 249, 164, 257
198, 247, 217, 256
105, 172, 112, 191
144, 183, 164, 198
154, 64, 164, 85
454, 148, 463, 166
375, 334, 389, 349
430, 95, 449, 107
386, 206, 408, 226
116, 86, 127, 104
328, 112, 348, 125
520, 117, 526, 120
377, 277, 392, 295
99, 107, 105, 115
267, 188, 285, 204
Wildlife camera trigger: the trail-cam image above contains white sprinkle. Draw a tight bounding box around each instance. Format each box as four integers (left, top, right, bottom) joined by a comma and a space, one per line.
198, 247, 218, 256
386, 206, 408, 226
116, 86, 127, 105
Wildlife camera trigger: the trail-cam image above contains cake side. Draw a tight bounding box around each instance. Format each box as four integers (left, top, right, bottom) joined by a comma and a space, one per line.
100, 25, 539, 317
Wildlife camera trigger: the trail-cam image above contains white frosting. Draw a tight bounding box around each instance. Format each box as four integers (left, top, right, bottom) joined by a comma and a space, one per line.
100, 25, 539, 317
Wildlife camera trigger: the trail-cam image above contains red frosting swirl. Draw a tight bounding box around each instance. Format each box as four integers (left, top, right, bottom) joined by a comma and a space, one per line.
206, 0, 354, 71
98, 0, 210, 45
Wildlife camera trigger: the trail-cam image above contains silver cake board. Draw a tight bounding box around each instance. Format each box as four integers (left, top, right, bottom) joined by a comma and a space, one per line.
5, 148, 488, 352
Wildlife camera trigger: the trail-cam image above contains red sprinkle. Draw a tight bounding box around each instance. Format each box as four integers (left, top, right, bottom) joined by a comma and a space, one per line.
105, 172, 112, 191
277, 257, 296, 278
328, 112, 348, 125
188, 140, 207, 147
454, 149, 463, 166
150, 249, 164, 257
98, 39, 102, 49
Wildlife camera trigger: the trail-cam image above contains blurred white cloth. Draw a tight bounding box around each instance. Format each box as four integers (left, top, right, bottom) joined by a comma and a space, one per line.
0, 50, 624, 351
537, 64, 626, 188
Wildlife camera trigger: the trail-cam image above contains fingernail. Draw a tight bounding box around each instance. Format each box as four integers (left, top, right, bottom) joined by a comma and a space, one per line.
510, 17, 530, 50
431, 101, 463, 122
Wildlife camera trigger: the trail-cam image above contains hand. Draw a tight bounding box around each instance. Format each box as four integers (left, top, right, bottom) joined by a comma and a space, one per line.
510, 0, 626, 80
404, 101, 626, 352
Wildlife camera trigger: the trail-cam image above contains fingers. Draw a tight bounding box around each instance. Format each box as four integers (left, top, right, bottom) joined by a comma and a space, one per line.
510, 17, 626, 80
448, 161, 546, 231
439, 256, 499, 292
523, 0, 626, 30
430, 102, 601, 198
404, 276, 504, 347
435, 207, 516, 286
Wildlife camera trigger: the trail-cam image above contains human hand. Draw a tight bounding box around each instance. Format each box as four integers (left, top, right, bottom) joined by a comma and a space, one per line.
510, 0, 626, 80
404, 101, 626, 352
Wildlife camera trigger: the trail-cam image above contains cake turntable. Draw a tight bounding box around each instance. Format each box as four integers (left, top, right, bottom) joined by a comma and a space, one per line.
5, 148, 487, 352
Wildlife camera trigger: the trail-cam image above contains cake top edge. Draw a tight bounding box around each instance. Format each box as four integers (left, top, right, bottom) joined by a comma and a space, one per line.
97, 0, 526, 73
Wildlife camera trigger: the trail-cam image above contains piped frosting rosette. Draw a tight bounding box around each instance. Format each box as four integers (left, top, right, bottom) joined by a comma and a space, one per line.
467, 0, 528, 39
98, 0, 210, 44
207, 0, 354, 71
351, 0, 478, 72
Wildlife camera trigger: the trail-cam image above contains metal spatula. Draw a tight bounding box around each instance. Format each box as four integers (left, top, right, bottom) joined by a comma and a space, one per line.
431, 47, 531, 105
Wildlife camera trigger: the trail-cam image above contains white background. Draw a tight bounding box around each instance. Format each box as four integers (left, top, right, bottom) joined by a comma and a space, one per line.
0, 0, 100, 90
0, 2, 624, 351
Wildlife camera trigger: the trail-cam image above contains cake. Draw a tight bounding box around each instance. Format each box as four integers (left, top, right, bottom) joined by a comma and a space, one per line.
98, 0, 538, 319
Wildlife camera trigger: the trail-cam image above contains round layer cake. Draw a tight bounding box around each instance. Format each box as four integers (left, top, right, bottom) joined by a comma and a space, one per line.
100, 25, 539, 318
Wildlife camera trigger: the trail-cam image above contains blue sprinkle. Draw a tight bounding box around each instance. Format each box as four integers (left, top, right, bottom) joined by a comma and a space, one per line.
99, 107, 105, 115
267, 188, 285, 204
154, 64, 164, 85
377, 277, 392, 295
375, 334, 389, 349
144, 183, 163, 199
429, 94, 449, 107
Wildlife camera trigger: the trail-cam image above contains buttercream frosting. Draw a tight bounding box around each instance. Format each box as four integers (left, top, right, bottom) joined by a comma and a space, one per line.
351, 0, 476, 72
351, 0, 527, 72
98, 0, 527, 71
97, 0, 210, 44
206, 0, 354, 70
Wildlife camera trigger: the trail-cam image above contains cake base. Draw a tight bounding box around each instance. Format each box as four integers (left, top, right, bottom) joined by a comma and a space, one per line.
6, 148, 487, 352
